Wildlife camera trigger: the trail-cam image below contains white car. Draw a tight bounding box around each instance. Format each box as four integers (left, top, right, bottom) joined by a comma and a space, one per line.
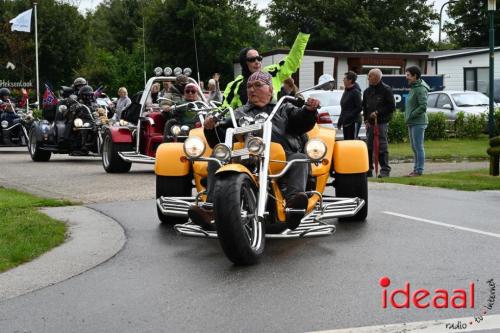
426, 90, 495, 120
300, 89, 366, 140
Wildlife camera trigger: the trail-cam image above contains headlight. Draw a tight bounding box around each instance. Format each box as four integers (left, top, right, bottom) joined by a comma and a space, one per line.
183, 67, 192, 76
170, 125, 181, 136
174, 67, 182, 76
58, 105, 67, 113
74, 118, 83, 127
163, 67, 172, 76
305, 138, 327, 161
247, 137, 264, 155
83, 122, 91, 128
1, 120, 8, 128
183, 136, 206, 158
238, 116, 254, 127
213, 144, 231, 161
180, 125, 190, 134
154, 67, 163, 76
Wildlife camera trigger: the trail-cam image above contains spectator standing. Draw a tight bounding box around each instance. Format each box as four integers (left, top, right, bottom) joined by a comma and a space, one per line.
362, 68, 395, 178
207, 73, 222, 103
404, 65, 429, 176
114, 87, 131, 121
338, 71, 362, 140
278, 77, 299, 99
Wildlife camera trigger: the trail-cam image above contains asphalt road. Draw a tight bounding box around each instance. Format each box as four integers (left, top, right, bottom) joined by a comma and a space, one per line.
1, 147, 499, 332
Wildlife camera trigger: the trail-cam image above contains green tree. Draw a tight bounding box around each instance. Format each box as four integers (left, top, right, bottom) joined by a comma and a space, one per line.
266, 0, 438, 52
444, 0, 500, 47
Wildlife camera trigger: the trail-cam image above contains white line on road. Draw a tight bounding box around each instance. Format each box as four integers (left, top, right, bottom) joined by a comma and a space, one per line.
383, 211, 500, 239
309, 314, 500, 333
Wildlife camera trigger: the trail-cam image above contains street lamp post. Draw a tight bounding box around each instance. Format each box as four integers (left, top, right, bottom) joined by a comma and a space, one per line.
488, 0, 496, 139
438, 1, 457, 44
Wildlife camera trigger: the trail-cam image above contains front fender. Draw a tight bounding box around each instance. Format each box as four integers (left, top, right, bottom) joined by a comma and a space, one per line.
333, 140, 369, 174
215, 164, 258, 186
155, 142, 190, 176
107, 126, 133, 144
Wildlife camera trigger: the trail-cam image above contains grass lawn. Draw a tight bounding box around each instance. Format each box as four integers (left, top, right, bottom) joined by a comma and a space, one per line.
0, 187, 72, 273
390, 136, 489, 161
374, 169, 500, 191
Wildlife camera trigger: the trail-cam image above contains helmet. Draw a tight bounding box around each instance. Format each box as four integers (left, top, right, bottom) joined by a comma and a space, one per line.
73, 77, 87, 87
0, 87, 11, 99
78, 85, 94, 104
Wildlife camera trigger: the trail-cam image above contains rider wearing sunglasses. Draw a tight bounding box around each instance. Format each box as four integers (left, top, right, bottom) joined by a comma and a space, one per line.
222, 20, 314, 109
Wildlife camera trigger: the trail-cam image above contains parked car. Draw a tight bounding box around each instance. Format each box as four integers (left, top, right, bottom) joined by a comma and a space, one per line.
426, 90, 495, 120
300, 89, 366, 140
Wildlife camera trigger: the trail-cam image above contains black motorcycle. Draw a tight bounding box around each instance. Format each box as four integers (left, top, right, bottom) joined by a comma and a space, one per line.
28, 98, 103, 161
0, 100, 35, 147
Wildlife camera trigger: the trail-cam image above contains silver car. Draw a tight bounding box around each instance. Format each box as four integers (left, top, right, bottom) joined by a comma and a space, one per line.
426, 90, 494, 120
301, 89, 366, 140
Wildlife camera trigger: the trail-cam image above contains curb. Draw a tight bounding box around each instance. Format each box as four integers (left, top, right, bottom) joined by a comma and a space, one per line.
0, 206, 126, 301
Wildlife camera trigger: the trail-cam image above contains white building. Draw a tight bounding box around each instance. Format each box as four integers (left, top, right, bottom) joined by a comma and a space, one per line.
425, 47, 500, 94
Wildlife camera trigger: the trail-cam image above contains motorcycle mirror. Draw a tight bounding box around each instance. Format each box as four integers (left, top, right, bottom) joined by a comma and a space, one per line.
298, 80, 335, 95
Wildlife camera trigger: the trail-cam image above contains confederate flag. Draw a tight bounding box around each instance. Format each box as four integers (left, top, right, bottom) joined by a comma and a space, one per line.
42, 84, 58, 109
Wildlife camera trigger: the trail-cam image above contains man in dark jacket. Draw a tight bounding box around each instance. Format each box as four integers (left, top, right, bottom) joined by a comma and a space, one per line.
189, 71, 320, 230
362, 68, 395, 177
338, 71, 362, 140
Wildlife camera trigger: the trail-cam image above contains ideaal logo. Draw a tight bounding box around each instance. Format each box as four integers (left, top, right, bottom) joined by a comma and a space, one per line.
380, 276, 475, 309
379, 277, 496, 330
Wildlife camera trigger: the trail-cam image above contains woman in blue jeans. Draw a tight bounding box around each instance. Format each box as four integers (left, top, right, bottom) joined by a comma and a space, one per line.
404, 66, 430, 176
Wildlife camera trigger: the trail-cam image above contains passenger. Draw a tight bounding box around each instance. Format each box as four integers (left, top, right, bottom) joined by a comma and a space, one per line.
221, 22, 313, 109
207, 73, 222, 103
113, 87, 132, 122
189, 71, 320, 231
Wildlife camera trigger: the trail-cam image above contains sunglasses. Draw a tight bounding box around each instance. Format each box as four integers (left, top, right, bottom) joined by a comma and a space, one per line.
247, 81, 266, 89
246, 56, 263, 63
185, 90, 197, 94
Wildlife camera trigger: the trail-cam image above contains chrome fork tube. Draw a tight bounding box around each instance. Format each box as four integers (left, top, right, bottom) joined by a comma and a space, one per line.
257, 121, 272, 220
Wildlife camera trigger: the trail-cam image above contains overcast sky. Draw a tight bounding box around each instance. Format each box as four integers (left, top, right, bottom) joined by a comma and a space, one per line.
74, 0, 452, 43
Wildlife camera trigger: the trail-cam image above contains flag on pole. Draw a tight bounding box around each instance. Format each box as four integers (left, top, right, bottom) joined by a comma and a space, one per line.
9, 8, 33, 33
42, 84, 58, 109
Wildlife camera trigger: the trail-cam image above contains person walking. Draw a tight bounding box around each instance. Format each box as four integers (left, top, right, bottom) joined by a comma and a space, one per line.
338, 71, 362, 140
404, 65, 429, 176
362, 68, 395, 178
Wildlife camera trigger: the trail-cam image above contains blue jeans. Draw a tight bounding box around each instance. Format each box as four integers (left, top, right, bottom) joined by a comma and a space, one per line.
408, 125, 427, 175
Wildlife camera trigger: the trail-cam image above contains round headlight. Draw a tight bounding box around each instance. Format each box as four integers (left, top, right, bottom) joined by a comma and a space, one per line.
58, 105, 67, 113
74, 118, 83, 128
174, 67, 182, 76
163, 67, 172, 76
255, 112, 268, 123
305, 138, 327, 161
154, 67, 163, 76
238, 116, 254, 127
1, 120, 8, 128
247, 137, 264, 155
183, 67, 192, 76
170, 125, 181, 136
183, 136, 206, 158
213, 144, 231, 161
180, 125, 190, 133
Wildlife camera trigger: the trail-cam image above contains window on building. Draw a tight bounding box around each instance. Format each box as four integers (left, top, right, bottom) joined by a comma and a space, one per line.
464, 67, 489, 95
314, 61, 324, 85
361, 65, 401, 75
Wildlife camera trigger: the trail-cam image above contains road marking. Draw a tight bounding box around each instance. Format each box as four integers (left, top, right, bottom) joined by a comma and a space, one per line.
383, 211, 500, 239
309, 314, 500, 332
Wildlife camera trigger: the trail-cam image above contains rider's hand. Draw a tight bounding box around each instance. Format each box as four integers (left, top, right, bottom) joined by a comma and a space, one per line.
204, 115, 217, 129
304, 97, 320, 112
161, 105, 172, 113
213, 73, 220, 82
